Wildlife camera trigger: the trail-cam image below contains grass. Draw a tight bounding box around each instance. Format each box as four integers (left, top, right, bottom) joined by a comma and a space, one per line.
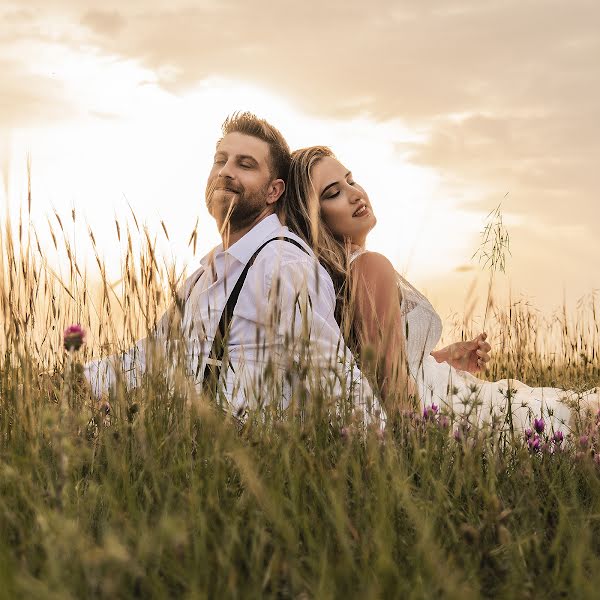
1, 206, 600, 599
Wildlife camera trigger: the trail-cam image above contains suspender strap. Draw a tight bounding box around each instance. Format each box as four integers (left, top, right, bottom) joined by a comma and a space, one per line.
202, 236, 310, 392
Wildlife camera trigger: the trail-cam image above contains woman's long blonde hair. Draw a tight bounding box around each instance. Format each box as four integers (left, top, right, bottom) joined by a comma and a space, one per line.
280, 146, 354, 329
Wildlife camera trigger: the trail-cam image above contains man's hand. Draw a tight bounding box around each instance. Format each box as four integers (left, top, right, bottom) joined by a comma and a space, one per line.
432, 332, 491, 374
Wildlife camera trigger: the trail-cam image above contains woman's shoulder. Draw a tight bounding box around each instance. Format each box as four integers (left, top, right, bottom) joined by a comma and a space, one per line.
352, 251, 397, 280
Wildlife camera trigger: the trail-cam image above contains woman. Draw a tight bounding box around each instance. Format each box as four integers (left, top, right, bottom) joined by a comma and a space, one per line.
282, 146, 598, 433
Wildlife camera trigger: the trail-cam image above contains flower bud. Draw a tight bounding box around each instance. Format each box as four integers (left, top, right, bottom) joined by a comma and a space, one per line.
64, 324, 85, 351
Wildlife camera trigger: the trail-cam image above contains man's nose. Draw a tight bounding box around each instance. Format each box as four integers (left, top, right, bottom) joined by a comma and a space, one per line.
217, 160, 234, 179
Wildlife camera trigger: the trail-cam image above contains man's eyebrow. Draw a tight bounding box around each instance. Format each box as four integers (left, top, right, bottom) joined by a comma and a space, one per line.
321, 171, 351, 196
237, 154, 259, 164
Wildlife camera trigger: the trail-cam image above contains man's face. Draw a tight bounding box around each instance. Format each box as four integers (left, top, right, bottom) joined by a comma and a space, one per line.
205, 132, 274, 232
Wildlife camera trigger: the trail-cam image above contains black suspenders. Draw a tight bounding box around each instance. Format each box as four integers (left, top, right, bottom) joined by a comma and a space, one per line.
201, 236, 310, 393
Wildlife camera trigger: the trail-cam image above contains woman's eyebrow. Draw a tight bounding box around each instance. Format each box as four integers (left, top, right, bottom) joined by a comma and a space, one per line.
321, 171, 351, 196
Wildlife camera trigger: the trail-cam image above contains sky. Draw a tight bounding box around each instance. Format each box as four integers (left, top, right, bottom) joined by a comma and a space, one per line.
1, 0, 599, 326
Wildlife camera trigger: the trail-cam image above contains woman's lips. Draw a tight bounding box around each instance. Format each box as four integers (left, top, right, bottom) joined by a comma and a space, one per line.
353, 205, 369, 217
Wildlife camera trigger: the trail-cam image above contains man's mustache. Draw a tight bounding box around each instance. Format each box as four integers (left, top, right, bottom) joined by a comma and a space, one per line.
207, 178, 243, 196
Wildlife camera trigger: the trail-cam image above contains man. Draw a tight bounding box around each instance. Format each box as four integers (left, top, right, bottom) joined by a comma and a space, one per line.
84, 112, 376, 420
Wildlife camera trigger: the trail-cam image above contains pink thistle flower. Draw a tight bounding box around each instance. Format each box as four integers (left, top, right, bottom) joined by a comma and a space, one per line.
64, 324, 85, 351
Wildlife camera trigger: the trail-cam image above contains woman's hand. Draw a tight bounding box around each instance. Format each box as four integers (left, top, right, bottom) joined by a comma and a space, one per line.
432, 332, 491, 373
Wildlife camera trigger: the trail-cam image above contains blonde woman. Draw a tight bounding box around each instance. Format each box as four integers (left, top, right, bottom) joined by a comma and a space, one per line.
282, 146, 598, 433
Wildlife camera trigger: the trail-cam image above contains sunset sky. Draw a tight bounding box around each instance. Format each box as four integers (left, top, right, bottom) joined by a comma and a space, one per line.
2, 0, 599, 325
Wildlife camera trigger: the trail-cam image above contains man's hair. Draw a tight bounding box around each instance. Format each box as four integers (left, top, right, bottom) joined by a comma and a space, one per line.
220, 112, 291, 181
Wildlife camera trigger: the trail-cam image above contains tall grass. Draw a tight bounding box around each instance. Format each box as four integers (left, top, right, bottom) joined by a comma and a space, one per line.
1, 204, 600, 599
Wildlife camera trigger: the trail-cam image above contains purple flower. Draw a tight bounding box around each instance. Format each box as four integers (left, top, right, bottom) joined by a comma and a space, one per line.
64, 324, 85, 351
533, 418, 545, 434
524, 428, 533, 440
527, 435, 541, 452
579, 435, 589, 449
553, 431, 564, 445
453, 428, 462, 441
423, 404, 439, 421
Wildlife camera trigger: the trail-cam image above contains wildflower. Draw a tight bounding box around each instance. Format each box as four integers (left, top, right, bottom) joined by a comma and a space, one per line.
423, 404, 439, 421
527, 435, 541, 452
438, 416, 450, 430
579, 435, 589, 450
524, 428, 533, 440
64, 324, 85, 351
533, 418, 545, 434
553, 431, 564, 445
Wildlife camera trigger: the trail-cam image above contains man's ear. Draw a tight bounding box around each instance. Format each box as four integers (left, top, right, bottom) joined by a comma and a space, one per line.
266, 179, 285, 205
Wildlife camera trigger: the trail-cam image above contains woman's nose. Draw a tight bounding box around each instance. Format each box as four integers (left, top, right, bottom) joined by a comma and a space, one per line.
348, 185, 363, 203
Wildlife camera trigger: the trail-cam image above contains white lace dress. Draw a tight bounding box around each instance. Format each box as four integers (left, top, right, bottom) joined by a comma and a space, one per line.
351, 250, 599, 433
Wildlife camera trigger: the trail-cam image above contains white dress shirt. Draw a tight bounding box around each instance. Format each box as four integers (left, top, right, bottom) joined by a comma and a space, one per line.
84, 214, 378, 420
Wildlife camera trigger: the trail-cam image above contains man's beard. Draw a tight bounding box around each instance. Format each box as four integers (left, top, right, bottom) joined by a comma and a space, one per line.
206, 180, 270, 234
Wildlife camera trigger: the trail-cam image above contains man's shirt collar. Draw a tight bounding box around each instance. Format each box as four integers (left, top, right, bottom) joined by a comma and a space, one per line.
227, 213, 285, 265
199, 214, 287, 268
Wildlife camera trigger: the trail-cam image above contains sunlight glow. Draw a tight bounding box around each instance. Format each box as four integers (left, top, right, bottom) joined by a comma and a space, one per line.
4, 45, 482, 318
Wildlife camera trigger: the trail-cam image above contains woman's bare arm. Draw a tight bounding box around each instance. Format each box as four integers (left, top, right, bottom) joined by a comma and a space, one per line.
351, 252, 417, 413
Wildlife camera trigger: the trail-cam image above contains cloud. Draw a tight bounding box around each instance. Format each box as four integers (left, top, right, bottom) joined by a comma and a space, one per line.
2, 0, 599, 237
80, 9, 125, 36
0, 59, 72, 128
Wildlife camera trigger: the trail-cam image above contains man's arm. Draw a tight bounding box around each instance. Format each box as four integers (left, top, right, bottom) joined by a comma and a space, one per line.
83, 267, 204, 397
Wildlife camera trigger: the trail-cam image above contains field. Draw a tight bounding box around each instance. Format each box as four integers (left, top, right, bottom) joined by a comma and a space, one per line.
2, 209, 600, 599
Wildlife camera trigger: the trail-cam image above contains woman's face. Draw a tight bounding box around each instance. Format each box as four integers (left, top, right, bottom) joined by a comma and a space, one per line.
311, 156, 376, 247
